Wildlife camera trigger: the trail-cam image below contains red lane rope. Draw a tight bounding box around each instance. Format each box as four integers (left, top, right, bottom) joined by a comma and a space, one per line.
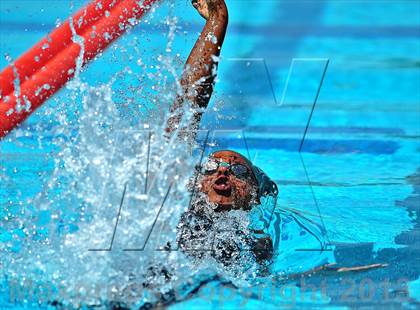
0, 0, 158, 139
0, 0, 124, 98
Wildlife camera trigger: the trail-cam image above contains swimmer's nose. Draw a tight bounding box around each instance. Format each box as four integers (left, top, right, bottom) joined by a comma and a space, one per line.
217, 166, 229, 176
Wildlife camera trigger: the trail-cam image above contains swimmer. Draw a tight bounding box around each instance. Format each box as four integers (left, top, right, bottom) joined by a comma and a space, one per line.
176, 150, 278, 266
163, 0, 278, 265
145, 0, 384, 292
165, 0, 383, 273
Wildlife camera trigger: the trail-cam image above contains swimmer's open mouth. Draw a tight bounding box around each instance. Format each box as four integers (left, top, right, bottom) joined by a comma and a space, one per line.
213, 176, 232, 196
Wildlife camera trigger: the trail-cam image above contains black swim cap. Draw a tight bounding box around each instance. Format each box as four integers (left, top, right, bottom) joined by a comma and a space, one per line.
250, 164, 278, 199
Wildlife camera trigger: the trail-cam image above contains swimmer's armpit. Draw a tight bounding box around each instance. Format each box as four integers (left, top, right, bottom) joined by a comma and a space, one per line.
166, 0, 228, 135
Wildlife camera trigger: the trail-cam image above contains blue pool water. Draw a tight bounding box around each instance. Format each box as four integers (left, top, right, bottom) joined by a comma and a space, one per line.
1, 0, 419, 308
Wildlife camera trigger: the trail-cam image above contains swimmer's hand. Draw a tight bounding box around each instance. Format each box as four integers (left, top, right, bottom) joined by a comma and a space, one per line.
192, 0, 227, 20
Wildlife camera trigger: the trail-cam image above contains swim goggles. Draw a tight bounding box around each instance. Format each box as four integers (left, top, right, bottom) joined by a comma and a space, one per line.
197, 158, 256, 182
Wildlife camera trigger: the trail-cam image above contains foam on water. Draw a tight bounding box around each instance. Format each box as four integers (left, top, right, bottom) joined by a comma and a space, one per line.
0, 3, 330, 308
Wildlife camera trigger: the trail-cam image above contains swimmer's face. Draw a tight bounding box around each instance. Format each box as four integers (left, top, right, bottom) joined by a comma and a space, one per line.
198, 150, 258, 211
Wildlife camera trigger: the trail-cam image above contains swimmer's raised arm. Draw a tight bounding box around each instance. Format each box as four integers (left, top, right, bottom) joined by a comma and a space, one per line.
181, 0, 228, 108
166, 0, 228, 135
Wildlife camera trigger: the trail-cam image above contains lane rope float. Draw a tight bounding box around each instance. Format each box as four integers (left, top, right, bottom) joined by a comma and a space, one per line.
0, 0, 159, 139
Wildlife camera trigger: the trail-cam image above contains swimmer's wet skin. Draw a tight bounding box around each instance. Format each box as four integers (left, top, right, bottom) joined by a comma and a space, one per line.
165, 0, 228, 135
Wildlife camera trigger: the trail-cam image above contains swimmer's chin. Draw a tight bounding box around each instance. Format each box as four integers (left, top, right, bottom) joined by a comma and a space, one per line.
213, 195, 243, 212
213, 187, 232, 196
208, 191, 234, 205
